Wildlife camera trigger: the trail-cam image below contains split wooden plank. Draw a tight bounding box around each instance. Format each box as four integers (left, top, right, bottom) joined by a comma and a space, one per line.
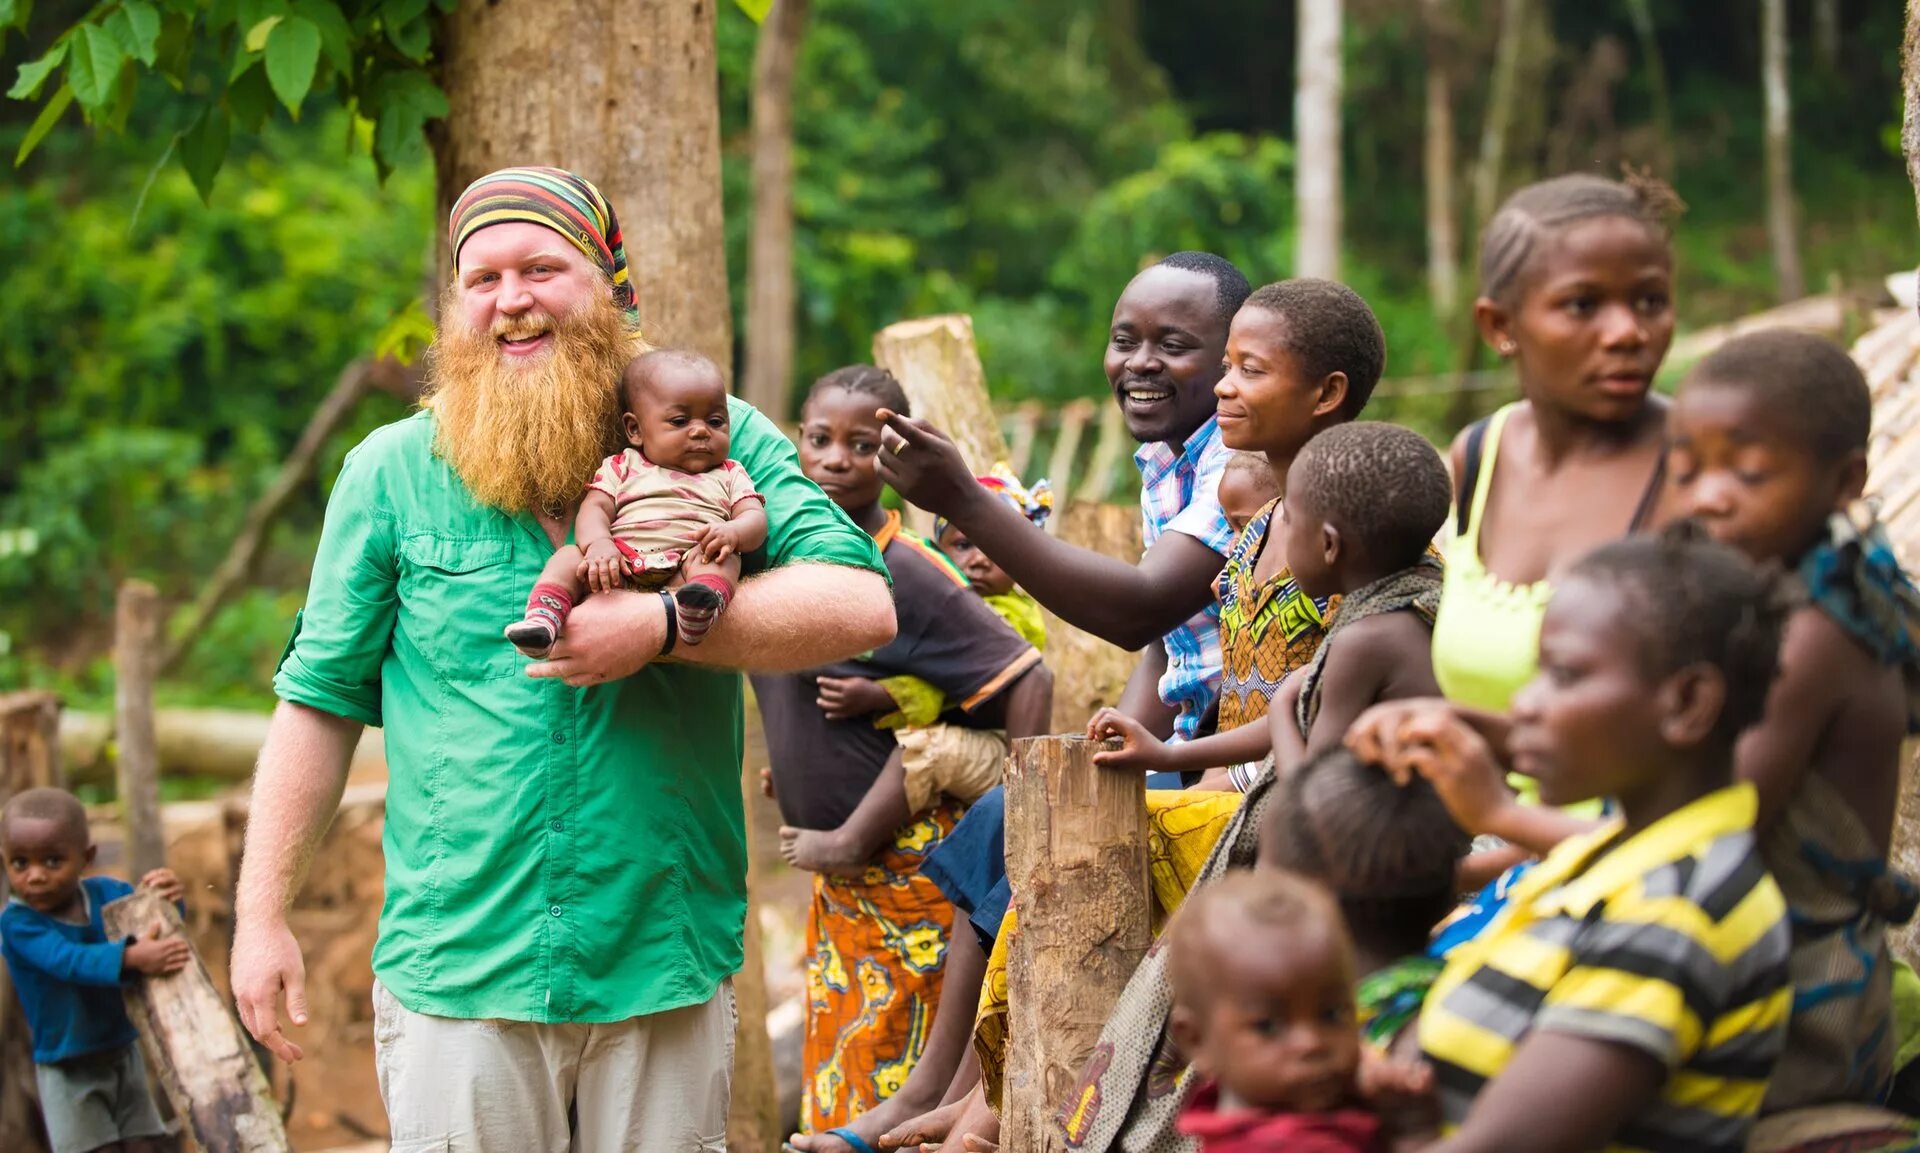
1002, 735, 1150, 1153
0, 691, 60, 1153
115, 581, 166, 880
1044, 399, 1098, 529
103, 886, 291, 1153
873, 314, 1010, 537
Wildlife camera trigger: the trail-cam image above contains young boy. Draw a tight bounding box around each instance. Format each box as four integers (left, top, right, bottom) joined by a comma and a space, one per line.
1216, 451, 1281, 536
1168, 869, 1383, 1153
507, 348, 768, 655
1088, 422, 1447, 778
780, 466, 1051, 875
1399, 532, 1795, 1153
1, 787, 189, 1153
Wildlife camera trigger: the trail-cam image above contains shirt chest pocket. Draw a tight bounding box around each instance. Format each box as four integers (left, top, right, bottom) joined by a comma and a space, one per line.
397, 533, 520, 682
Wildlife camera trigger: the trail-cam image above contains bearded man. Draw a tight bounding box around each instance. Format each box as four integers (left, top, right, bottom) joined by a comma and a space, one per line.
229, 167, 894, 1150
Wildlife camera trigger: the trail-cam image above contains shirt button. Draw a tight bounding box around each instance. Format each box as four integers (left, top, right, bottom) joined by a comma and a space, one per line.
549, 905, 563, 917
549, 819, 564, 833
551, 731, 567, 745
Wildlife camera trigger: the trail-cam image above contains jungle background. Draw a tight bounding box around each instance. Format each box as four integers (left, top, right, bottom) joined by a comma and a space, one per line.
0, 0, 1910, 762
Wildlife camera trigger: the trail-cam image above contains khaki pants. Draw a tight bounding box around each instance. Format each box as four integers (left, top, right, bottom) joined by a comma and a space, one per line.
898, 724, 1009, 814
373, 979, 735, 1153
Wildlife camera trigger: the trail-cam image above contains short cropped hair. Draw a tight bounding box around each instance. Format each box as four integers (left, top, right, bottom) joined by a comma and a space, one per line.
1288, 423, 1450, 571
1686, 329, 1871, 465
1564, 528, 1796, 746
0, 788, 88, 846
806, 364, 910, 419
1480, 173, 1683, 306
1263, 748, 1470, 947
1167, 868, 1351, 1013
1241, 279, 1387, 418
1155, 251, 1254, 331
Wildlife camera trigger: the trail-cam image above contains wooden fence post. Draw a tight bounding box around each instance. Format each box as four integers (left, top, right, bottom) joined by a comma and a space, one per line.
1043, 400, 1097, 527
115, 580, 166, 880
1002, 736, 1150, 1153
873, 314, 1011, 536
0, 691, 61, 1153
103, 887, 291, 1153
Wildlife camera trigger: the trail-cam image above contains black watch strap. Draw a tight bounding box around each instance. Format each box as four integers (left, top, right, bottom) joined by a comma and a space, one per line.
658, 590, 679, 657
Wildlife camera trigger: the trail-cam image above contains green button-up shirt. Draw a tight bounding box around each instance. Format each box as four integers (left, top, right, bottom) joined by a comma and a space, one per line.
273, 400, 885, 1023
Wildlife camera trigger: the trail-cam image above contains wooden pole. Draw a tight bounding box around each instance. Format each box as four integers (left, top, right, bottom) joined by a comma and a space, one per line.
872, 315, 1010, 476
103, 887, 291, 1153
1044, 400, 1097, 530
0, 691, 60, 1153
1002, 736, 1149, 1153
1008, 400, 1044, 480
1080, 401, 1130, 507
115, 580, 166, 881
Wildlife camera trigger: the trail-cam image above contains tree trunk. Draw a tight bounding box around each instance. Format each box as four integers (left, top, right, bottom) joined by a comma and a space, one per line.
104, 888, 292, 1152
730, 759, 781, 1153
0, 692, 60, 1153
1763, 0, 1805, 303
115, 581, 166, 880
436, 0, 733, 370
743, 0, 810, 420
1421, 0, 1459, 318
1814, 0, 1840, 73
1294, 0, 1343, 280
1471, 0, 1528, 229
872, 314, 1009, 536
1623, 0, 1675, 175
1903, 2, 1920, 235
1002, 736, 1150, 1153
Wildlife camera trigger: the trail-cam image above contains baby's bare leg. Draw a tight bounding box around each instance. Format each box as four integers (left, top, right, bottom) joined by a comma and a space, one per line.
506, 545, 587, 658
673, 552, 743, 646
781, 746, 913, 876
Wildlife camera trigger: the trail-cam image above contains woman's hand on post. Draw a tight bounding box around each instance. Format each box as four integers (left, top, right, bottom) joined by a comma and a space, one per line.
1087, 707, 1170, 773
231, 915, 309, 1063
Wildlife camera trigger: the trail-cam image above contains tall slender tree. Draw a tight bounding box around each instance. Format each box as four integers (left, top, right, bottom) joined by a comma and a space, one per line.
1471, 0, 1528, 229
1905, 1, 1920, 232
744, 0, 811, 420
1422, 0, 1459, 317
1295, 0, 1343, 280
1762, 0, 1806, 302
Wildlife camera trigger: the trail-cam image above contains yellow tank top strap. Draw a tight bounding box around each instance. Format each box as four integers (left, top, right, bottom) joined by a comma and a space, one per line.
1456, 402, 1519, 564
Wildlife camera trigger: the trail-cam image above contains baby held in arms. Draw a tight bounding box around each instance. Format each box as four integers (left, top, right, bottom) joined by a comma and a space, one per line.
507, 349, 768, 656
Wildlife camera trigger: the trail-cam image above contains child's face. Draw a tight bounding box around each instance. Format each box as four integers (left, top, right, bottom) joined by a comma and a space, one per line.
1215, 307, 1337, 457
1487, 216, 1674, 426
624, 361, 732, 473
1508, 579, 1695, 810
1667, 380, 1863, 564
1278, 475, 1339, 601
938, 524, 1016, 597
1176, 925, 1362, 1113
1218, 467, 1279, 534
2, 818, 92, 915
799, 387, 887, 514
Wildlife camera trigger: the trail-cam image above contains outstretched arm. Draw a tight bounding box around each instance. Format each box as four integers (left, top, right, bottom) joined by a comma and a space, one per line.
528, 563, 897, 685
877, 413, 1223, 650
232, 700, 360, 1063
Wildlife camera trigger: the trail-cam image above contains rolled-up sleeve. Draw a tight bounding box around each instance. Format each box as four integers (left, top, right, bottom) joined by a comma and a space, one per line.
273, 440, 399, 727
727, 397, 888, 580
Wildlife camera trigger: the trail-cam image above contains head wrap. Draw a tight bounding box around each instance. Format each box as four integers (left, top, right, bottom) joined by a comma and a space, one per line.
935, 463, 1053, 541
448, 166, 638, 325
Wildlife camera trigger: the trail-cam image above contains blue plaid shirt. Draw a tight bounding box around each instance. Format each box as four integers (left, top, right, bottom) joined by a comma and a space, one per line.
1134, 416, 1235, 741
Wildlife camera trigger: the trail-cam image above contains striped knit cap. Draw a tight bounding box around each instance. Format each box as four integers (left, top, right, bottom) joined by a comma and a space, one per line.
448, 166, 638, 325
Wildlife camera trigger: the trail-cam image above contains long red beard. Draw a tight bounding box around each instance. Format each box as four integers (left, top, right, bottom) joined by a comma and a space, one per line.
422, 288, 637, 516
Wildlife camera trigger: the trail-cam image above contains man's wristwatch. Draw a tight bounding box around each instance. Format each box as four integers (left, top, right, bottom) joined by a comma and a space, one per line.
657, 590, 679, 657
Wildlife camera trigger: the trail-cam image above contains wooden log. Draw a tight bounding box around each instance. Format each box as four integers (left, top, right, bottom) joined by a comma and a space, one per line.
873, 315, 1011, 539
115, 581, 166, 880
728, 760, 781, 1153
0, 691, 59, 1153
60, 709, 387, 788
1044, 503, 1146, 734
1044, 400, 1097, 530
1002, 735, 1150, 1153
1080, 401, 1130, 506
103, 887, 291, 1153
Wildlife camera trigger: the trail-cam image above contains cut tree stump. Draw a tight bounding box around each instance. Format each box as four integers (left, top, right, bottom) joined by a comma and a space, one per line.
115, 581, 166, 880
873, 314, 1010, 537
103, 887, 291, 1153
0, 691, 60, 1153
1003, 735, 1150, 1153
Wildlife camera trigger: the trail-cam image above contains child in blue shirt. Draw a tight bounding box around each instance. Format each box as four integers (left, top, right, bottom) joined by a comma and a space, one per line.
0, 787, 188, 1153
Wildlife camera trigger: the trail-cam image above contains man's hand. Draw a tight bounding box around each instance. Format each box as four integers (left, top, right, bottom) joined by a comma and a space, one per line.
527, 589, 668, 686
138, 868, 185, 904
232, 915, 310, 1063
1086, 707, 1172, 773
123, 921, 191, 977
815, 676, 896, 721
695, 522, 748, 563
873, 411, 986, 522
577, 539, 629, 595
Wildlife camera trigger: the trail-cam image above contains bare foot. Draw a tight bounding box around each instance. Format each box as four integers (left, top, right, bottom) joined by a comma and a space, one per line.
779, 825, 868, 877
931, 1086, 998, 1153
787, 1083, 939, 1153
878, 1096, 968, 1150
